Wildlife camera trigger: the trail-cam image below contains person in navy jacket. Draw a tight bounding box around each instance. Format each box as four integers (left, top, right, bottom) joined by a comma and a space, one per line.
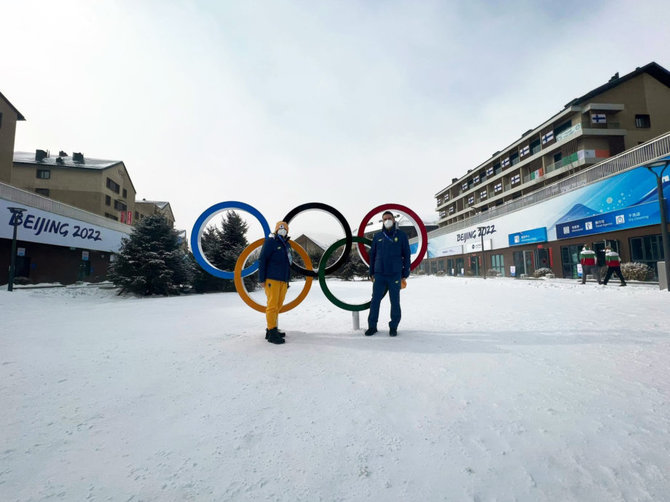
365, 211, 411, 337
258, 221, 293, 344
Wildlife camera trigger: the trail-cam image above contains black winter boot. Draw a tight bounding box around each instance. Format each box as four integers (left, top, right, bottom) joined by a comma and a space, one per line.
266, 327, 285, 344
389, 327, 398, 337
266, 328, 286, 340
364, 326, 378, 336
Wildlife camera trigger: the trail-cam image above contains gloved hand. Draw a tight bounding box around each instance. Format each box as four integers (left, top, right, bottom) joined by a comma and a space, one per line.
401, 278, 407, 289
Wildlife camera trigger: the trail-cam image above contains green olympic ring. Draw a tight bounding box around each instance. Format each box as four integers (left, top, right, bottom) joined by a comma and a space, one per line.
318, 236, 373, 312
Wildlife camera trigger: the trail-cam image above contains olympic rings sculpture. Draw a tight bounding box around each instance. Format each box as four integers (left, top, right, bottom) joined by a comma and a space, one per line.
191, 201, 427, 313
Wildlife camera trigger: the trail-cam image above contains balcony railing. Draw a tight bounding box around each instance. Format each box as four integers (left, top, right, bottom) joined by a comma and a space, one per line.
434, 131, 670, 233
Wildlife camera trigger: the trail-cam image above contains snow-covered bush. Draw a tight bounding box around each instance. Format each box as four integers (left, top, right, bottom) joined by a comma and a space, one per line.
533, 267, 553, 278
487, 269, 500, 277
620, 262, 653, 281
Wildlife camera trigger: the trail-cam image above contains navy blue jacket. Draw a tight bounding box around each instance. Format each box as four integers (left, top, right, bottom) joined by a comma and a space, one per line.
369, 225, 411, 278
258, 234, 291, 283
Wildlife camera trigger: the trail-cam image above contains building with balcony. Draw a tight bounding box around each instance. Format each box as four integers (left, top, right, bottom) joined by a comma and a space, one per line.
422, 62, 670, 280
435, 62, 670, 227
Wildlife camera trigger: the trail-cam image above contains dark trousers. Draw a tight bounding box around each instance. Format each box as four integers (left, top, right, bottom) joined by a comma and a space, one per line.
581, 265, 601, 284
368, 274, 402, 330
603, 266, 626, 285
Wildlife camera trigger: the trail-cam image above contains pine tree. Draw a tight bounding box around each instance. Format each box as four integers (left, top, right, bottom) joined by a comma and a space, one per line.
109, 213, 193, 295
192, 225, 228, 293
333, 247, 370, 280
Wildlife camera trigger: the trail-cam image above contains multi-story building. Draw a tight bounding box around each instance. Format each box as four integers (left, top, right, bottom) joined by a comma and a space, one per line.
0, 91, 25, 183
135, 199, 176, 227
422, 62, 670, 281
435, 62, 670, 227
2, 112, 132, 285
12, 150, 137, 223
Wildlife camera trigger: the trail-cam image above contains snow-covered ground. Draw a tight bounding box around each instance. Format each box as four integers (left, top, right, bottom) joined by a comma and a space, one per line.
1, 276, 669, 501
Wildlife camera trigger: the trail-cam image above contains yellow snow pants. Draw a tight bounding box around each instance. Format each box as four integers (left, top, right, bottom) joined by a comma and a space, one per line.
264, 279, 288, 330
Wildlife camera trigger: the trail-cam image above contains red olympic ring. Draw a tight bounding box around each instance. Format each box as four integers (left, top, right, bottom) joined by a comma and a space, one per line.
356, 203, 428, 271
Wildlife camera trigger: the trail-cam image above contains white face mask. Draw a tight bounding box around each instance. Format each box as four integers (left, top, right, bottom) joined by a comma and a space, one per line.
277, 228, 287, 237
383, 219, 394, 229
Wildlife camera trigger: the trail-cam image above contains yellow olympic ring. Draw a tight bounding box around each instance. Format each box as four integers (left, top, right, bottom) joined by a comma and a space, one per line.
233, 238, 314, 313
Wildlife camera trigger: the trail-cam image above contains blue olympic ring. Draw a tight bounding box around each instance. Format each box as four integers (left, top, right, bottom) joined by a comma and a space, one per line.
191, 201, 271, 279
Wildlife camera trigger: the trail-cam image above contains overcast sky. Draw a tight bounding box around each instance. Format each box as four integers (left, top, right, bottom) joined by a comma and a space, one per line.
3, 0, 670, 242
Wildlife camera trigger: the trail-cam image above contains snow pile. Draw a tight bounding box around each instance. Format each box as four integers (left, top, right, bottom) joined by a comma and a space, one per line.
2, 277, 669, 500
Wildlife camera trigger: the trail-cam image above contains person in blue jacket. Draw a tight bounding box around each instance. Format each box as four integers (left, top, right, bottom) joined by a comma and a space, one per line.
258, 221, 292, 345
365, 211, 411, 337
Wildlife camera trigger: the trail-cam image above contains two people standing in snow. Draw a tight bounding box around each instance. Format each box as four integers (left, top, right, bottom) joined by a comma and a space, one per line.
365, 211, 411, 337
258, 221, 293, 344
579, 244, 601, 284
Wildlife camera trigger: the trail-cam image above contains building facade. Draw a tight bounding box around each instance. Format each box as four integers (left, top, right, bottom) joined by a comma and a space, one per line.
1, 90, 180, 285
12, 150, 137, 223
135, 199, 175, 227
435, 62, 670, 227
0, 92, 25, 184
423, 63, 670, 280
1, 182, 132, 284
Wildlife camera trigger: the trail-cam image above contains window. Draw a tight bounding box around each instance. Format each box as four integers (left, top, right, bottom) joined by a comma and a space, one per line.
530, 139, 541, 155
122, 188, 127, 198
35, 188, 50, 196
106, 178, 120, 193
630, 235, 664, 277
493, 163, 501, 175
554, 120, 572, 136
635, 114, 651, 128
135, 211, 139, 221
510, 153, 519, 165
105, 195, 111, 206
490, 254, 505, 276
105, 212, 119, 221
553, 152, 562, 163
0, 112, 3, 128
114, 200, 127, 211
36, 169, 51, 179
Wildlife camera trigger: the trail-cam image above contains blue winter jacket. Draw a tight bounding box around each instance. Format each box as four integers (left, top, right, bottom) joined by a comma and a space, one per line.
369, 225, 411, 278
258, 234, 292, 283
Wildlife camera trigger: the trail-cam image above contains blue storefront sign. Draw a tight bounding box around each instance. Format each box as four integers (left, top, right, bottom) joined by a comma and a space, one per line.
508, 227, 547, 246
556, 199, 667, 239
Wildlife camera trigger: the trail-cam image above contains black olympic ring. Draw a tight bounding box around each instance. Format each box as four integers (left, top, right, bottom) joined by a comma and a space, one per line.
282, 202, 353, 278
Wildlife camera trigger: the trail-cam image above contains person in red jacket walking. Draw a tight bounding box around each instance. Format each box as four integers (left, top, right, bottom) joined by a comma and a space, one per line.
579, 244, 601, 284
603, 246, 627, 286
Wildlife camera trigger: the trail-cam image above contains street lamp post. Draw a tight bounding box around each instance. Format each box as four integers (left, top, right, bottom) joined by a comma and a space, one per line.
477, 226, 487, 279
645, 160, 670, 291
7, 207, 27, 292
